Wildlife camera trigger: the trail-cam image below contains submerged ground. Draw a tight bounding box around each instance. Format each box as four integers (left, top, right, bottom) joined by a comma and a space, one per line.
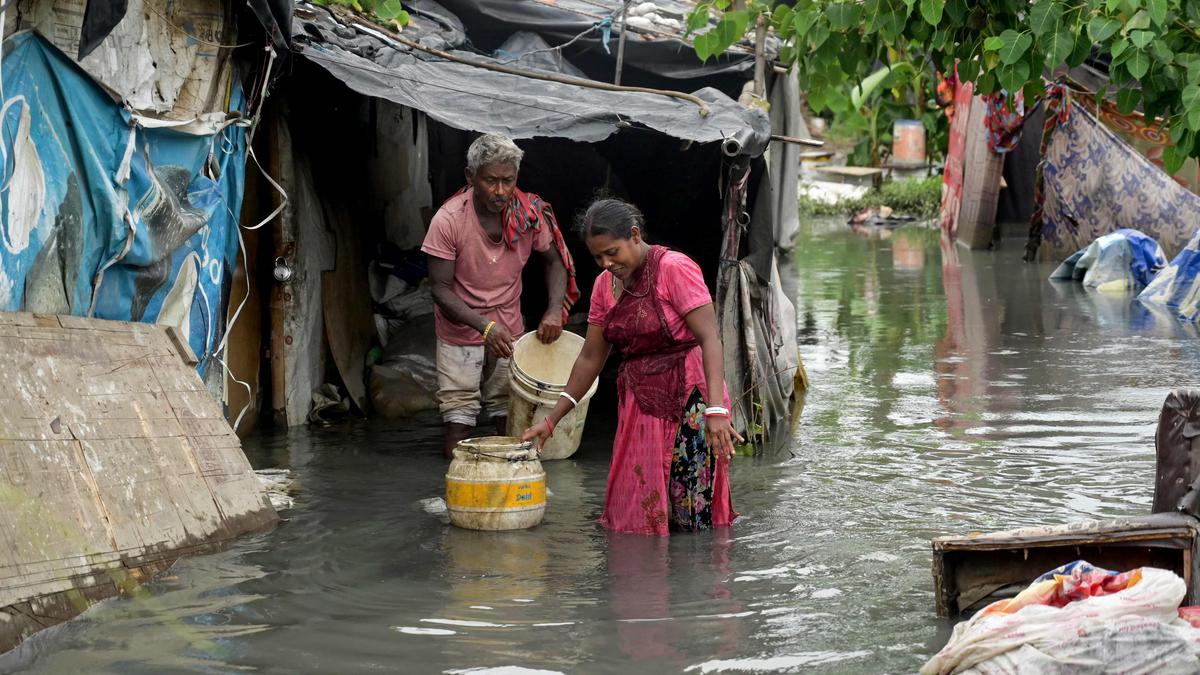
5, 220, 1199, 674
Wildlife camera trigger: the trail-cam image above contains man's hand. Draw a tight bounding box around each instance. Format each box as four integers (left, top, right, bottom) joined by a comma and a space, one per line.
537, 311, 563, 344
485, 322, 515, 358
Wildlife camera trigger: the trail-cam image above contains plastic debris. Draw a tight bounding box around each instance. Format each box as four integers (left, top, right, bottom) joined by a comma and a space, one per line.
419, 497, 448, 515
255, 469, 295, 511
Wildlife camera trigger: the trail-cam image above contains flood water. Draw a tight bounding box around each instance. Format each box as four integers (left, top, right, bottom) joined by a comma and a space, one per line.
7, 220, 1200, 674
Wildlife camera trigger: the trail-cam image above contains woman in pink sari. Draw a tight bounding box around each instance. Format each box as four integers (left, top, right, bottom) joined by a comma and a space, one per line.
523, 199, 740, 535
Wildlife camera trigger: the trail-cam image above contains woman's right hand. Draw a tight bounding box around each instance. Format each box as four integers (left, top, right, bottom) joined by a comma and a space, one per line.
521, 420, 552, 453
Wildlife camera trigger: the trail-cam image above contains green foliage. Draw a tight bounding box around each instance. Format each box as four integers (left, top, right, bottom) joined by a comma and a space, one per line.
312, 0, 411, 27
799, 176, 944, 218
685, 0, 1200, 168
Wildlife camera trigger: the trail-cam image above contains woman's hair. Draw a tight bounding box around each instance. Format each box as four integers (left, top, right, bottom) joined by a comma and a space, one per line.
466, 133, 524, 173
576, 198, 646, 240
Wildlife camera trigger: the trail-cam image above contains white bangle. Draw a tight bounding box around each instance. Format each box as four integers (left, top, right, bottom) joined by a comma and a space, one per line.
559, 391, 579, 407
703, 406, 730, 416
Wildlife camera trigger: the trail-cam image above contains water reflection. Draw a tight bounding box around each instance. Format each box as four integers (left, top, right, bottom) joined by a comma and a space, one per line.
11, 220, 1200, 674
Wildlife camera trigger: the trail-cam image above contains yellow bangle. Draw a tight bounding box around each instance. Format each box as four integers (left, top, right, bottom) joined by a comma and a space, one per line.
482, 320, 496, 341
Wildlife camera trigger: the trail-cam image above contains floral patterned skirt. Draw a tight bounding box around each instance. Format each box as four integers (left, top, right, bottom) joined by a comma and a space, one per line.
669, 388, 715, 532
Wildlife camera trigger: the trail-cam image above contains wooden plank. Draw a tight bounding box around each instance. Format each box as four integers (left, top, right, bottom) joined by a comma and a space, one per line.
321, 201, 373, 414
815, 166, 884, 177
178, 418, 238, 437
225, 185, 263, 437
80, 392, 176, 420
68, 418, 185, 440
165, 326, 199, 366
166, 390, 224, 420
0, 313, 43, 327
0, 312, 277, 653
955, 95, 1004, 249
148, 358, 207, 392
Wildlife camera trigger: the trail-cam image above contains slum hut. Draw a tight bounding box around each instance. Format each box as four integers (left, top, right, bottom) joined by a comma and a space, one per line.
424, 0, 811, 249
1, 0, 287, 391
0, 0, 287, 652
229, 0, 803, 441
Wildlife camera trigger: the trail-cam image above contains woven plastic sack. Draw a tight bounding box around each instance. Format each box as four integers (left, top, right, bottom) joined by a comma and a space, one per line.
923, 564, 1200, 674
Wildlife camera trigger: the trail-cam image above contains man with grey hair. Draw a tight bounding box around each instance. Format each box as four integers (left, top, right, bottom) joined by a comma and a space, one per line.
422, 133, 577, 458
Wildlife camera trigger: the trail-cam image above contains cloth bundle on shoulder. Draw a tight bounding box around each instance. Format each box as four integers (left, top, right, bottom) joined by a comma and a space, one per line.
503, 188, 579, 323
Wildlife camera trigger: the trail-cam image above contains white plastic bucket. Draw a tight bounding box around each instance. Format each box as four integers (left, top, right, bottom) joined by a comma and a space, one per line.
446, 436, 545, 530
506, 332, 597, 460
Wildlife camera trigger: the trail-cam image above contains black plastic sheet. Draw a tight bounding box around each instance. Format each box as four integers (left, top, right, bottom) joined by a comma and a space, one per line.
294, 7, 769, 148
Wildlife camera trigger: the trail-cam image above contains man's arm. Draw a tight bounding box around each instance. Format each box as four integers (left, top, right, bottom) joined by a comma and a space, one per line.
536, 246, 567, 343
429, 256, 514, 356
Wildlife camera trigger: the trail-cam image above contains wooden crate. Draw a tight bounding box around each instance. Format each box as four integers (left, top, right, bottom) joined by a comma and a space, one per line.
932, 512, 1200, 616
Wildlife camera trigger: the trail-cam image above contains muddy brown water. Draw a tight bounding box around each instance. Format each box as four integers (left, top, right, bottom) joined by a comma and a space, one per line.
5, 221, 1200, 673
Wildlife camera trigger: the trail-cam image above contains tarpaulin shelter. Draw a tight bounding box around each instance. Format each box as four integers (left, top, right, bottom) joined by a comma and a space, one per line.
1138, 229, 1200, 322
1, 0, 283, 389
73, 0, 290, 58
250, 0, 800, 440
425, 0, 760, 93
1026, 84, 1200, 263
0, 31, 246, 370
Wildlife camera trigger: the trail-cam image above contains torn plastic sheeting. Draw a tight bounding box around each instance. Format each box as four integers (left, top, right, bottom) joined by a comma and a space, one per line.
295, 40, 769, 148
75, 0, 291, 59
494, 31, 587, 79
1, 32, 245, 373
21, 0, 232, 120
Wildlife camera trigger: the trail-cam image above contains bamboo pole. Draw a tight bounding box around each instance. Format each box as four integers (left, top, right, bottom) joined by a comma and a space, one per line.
614, 3, 629, 85
770, 133, 825, 147
753, 14, 766, 98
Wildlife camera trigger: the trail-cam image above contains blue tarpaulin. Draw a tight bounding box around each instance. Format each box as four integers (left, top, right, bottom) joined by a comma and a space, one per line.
1049, 229, 1167, 292
1139, 228, 1200, 322
0, 32, 246, 373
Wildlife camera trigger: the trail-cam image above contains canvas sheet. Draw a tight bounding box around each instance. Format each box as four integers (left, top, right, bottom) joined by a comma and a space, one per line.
0, 32, 246, 372
1139, 227, 1200, 322
294, 6, 770, 149
1029, 86, 1200, 262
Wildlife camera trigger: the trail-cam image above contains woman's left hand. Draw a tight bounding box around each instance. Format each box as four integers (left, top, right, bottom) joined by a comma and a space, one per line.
705, 414, 744, 460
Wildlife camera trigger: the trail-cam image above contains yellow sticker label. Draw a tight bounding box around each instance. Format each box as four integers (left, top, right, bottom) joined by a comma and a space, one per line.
446, 479, 547, 510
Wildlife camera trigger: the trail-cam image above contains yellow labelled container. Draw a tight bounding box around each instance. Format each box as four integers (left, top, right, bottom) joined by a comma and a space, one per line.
446, 437, 546, 530
507, 331, 598, 460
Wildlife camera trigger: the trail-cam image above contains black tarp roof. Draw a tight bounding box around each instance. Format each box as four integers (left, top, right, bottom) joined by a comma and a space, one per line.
292, 3, 769, 150
424, 0, 760, 82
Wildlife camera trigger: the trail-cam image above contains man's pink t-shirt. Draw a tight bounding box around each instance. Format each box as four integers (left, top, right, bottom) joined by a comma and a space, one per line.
421, 189, 553, 346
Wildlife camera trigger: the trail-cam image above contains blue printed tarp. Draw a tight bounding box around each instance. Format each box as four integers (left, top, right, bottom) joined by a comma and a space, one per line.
0, 32, 245, 372
1049, 229, 1167, 292
1032, 96, 1200, 263
1139, 228, 1200, 322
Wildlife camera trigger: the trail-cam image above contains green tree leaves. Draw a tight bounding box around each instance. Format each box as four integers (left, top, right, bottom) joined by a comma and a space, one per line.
694, 9, 749, 62
920, 0, 945, 25
1030, 0, 1063, 37
1088, 16, 1121, 42
686, 0, 1200, 165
